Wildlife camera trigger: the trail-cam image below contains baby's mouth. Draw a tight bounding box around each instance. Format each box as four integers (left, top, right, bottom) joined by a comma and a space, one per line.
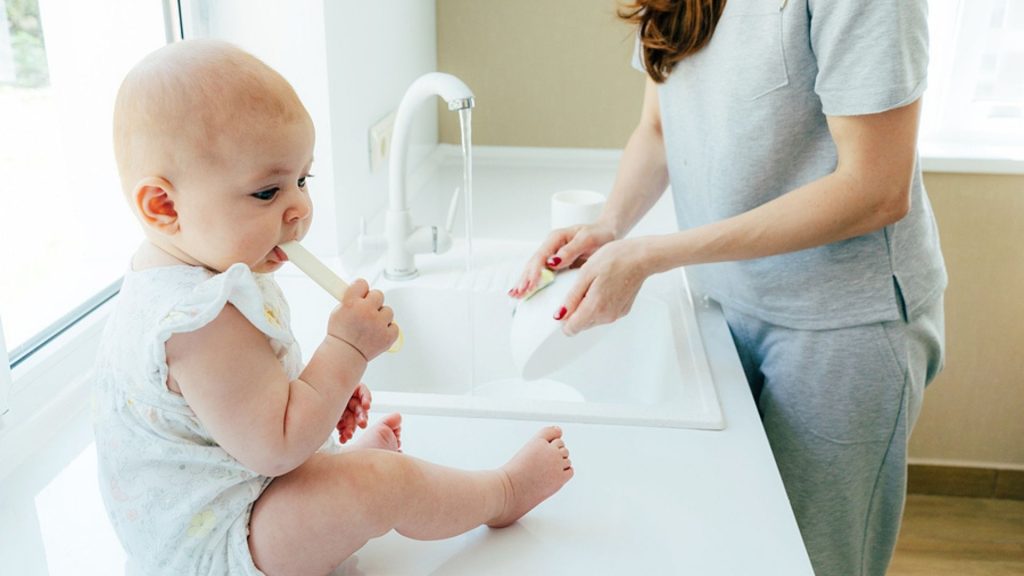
273, 246, 289, 262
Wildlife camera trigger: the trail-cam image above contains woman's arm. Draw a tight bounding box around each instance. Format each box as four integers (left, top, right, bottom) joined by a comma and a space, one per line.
513, 78, 669, 295
597, 77, 671, 240
559, 99, 921, 334
643, 99, 920, 274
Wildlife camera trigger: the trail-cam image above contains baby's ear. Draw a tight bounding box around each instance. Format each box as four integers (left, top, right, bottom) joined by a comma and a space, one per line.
133, 177, 179, 233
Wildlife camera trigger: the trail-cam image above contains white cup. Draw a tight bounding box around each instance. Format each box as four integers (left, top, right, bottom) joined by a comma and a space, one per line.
550, 189, 606, 230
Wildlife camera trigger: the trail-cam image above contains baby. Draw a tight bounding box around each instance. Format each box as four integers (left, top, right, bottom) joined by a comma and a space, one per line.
92, 39, 573, 576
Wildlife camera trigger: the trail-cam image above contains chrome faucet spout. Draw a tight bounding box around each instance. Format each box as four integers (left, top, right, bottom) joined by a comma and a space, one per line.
447, 96, 475, 111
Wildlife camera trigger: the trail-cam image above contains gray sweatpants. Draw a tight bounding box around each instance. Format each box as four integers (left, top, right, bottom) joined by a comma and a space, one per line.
724, 294, 944, 576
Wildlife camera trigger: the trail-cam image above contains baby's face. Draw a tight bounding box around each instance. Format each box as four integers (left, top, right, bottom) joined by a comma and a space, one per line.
170, 115, 316, 274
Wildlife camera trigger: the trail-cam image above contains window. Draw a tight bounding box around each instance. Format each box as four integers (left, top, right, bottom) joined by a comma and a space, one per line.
0, 0, 167, 360
922, 0, 1024, 163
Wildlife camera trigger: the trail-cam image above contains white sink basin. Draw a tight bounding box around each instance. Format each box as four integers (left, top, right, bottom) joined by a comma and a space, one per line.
280, 240, 724, 430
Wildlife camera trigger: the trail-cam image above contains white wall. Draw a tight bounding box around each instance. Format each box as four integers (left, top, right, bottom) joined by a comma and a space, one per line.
184, 0, 439, 255
323, 0, 439, 249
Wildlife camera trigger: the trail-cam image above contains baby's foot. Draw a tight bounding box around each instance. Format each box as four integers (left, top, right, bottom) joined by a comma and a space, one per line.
488, 425, 573, 528
350, 412, 402, 452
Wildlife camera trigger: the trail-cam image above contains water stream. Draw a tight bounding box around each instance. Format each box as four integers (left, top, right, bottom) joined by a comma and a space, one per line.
457, 108, 476, 391
458, 108, 473, 273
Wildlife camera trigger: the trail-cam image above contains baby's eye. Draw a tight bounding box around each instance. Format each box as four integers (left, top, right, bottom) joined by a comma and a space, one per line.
251, 188, 279, 201
298, 174, 315, 189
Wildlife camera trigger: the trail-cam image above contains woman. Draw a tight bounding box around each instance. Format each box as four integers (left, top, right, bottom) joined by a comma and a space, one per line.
511, 1, 946, 574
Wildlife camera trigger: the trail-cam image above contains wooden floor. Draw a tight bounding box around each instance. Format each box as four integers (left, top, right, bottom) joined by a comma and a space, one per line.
889, 494, 1024, 575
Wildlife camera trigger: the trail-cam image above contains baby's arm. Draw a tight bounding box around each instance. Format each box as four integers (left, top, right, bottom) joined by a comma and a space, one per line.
165, 279, 397, 477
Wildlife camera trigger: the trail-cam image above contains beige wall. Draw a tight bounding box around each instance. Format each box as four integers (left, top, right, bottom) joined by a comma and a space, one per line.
437, 1, 1024, 467
437, 0, 643, 148
911, 174, 1024, 467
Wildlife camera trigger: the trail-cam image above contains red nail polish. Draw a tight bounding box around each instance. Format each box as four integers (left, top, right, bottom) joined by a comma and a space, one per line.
547, 256, 562, 267
554, 306, 567, 320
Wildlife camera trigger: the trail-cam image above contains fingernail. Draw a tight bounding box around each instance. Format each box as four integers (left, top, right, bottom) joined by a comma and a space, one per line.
554, 306, 567, 320
508, 288, 516, 297
546, 256, 562, 267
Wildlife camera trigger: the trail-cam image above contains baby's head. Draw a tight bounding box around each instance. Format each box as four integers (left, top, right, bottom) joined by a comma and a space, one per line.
114, 39, 315, 273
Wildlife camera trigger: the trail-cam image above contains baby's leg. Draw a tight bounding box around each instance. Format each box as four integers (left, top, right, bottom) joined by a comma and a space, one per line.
248, 426, 572, 576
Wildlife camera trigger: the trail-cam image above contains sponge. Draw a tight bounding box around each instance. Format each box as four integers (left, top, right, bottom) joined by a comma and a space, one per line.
520, 268, 556, 301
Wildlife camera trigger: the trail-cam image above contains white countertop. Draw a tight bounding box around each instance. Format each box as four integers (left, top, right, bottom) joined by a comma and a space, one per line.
0, 147, 813, 575
327, 294, 813, 575
1, 288, 812, 576
322, 147, 815, 575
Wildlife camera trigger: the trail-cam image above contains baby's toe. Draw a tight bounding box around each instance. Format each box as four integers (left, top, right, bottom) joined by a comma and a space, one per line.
537, 425, 563, 443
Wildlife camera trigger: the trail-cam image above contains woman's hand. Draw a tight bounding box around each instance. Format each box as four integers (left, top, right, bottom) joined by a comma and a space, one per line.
510, 222, 618, 298
557, 237, 655, 336
337, 382, 371, 444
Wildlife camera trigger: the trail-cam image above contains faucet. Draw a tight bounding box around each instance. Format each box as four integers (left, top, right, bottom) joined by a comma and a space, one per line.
384, 72, 475, 280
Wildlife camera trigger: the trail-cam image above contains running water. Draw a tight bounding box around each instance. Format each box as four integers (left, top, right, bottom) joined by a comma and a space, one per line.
457, 108, 476, 390
458, 107, 473, 272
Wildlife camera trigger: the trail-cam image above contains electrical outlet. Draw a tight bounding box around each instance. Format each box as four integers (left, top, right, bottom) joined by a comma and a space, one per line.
369, 110, 396, 173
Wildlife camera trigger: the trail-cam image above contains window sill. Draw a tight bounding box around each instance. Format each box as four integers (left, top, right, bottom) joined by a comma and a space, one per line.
920, 140, 1024, 175
0, 300, 110, 481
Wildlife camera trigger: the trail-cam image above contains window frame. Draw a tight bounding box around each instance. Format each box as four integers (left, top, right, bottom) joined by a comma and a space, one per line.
1, 317, 11, 418
8, 281, 120, 368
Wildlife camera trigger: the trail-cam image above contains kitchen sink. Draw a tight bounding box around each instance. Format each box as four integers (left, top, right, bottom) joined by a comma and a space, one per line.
280, 240, 724, 430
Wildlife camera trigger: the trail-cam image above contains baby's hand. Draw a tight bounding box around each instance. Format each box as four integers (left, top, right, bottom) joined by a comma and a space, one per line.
327, 279, 398, 362
337, 383, 371, 443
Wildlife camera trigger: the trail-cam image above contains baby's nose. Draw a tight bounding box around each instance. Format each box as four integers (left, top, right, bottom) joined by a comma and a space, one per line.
285, 189, 312, 222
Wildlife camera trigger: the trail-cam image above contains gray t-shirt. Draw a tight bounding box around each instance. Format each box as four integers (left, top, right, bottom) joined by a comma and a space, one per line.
635, 0, 947, 329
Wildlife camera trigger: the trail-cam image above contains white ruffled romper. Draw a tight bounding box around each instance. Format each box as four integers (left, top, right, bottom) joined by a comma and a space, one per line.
92, 263, 321, 575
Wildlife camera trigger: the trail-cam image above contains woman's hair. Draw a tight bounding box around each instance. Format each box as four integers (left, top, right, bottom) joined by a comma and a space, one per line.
619, 0, 728, 83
